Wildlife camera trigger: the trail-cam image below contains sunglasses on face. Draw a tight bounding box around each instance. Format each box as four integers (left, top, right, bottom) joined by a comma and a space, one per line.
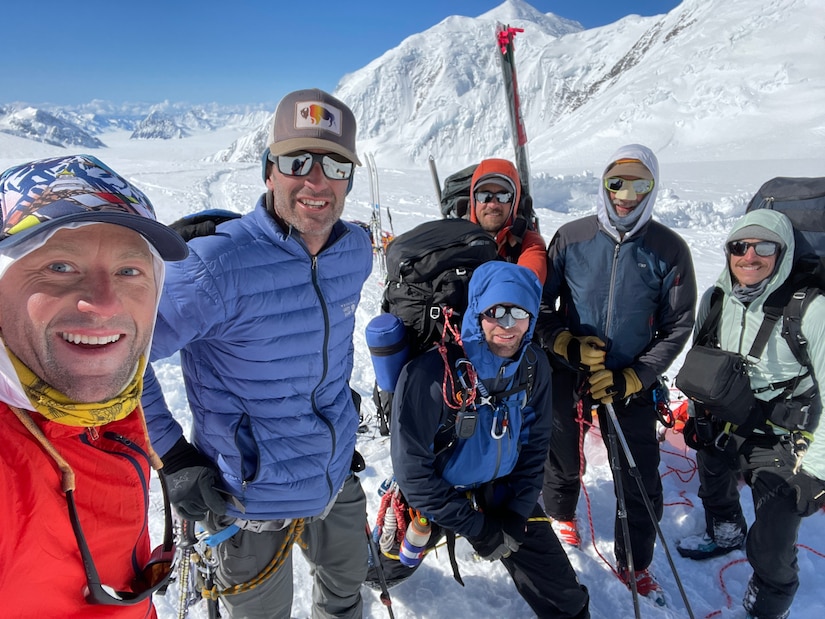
727, 240, 779, 257
72, 473, 175, 605
273, 151, 354, 180
483, 305, 531, 321
474, 190, 514, 204
604, 177, 654, 194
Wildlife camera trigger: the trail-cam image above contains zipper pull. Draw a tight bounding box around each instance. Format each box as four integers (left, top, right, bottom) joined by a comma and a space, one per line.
86, 426, 100, 441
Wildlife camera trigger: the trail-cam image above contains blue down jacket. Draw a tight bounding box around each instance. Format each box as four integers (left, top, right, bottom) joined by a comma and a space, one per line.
391, 262, 552, 539
143, 195, 372, 519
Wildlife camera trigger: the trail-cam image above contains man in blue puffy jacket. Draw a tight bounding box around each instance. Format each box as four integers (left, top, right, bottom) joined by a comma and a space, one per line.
391, 261, 590, 618
537, 144, 696, 604
142, 89, 373, 618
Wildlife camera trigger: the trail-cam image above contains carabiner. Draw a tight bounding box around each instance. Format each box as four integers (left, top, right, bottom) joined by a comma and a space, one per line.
490, 406, 508, 439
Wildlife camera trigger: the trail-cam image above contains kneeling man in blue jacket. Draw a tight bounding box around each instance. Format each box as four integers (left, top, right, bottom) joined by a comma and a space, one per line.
392, 261, 590, 619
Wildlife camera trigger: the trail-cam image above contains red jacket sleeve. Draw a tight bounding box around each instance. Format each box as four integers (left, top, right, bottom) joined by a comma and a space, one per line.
514, 229, 548, 285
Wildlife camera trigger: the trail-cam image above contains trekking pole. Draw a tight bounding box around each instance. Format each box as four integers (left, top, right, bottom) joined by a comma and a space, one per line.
428, 155, 442, 206
604, 402, 696, 619
365, 522, 396, 619
601, 404, 641, 619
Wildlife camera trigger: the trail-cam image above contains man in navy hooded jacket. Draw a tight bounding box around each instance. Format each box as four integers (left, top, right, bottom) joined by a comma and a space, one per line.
392, 261, 590, 619
537, 144, 696, 603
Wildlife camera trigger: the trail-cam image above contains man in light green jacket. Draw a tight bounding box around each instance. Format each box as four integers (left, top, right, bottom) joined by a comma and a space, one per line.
677, 208, 825, 619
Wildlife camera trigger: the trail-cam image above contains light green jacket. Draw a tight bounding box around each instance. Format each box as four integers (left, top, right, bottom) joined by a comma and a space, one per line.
695, 209, 825, 480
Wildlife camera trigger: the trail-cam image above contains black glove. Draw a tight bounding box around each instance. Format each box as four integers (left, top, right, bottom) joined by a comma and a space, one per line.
501, 511, 528, 545
169, 209, 240, 242
746, 439, 797, 472
683, 413, 719, 451
789, 471, 825, 517
161, 437, 227, 521
468, 517, 521, 561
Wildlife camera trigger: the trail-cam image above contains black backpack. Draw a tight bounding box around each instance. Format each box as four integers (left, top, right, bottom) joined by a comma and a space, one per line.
369, 219, 498, 435
747, 176, 825, 285
439, 163, 539, 234
439, 164, 478, 220
381, 218, 498, 356
746, 176, 825, 381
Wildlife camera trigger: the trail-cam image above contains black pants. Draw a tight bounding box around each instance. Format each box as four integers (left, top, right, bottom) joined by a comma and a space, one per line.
500, 503, 590, 618
697, 436, 802, 619
367, 500, 590, 618
542, 369, 663, 570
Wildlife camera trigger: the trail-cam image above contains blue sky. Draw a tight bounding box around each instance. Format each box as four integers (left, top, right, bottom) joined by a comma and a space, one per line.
2, 0, 682, 107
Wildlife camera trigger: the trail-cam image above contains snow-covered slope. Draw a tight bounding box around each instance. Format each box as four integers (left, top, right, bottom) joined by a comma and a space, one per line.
0, 105, 105, 148
208, 0, 824, 170
339, 0, 825, 169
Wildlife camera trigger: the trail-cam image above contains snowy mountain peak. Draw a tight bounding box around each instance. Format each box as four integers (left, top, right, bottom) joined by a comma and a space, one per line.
130, 110, 189, 140
330, 0, 825, 170
0, 106, 105, 149
479, 0, 583, 34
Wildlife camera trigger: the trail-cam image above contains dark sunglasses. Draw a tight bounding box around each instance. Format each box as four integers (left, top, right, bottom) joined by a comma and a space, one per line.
272, 151, 354, 180
604, 177, 654, 194
727, 240, 779, 257
71, 471, 175, 605
483, 305, 531, 321
474, 190, 514, 204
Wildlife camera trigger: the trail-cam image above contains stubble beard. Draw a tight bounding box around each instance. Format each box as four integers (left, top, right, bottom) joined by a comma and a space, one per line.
273, 184, 343, 239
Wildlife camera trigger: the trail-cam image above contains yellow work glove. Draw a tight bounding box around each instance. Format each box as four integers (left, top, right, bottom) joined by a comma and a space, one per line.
553, 331, 607, 372
588, 368, 643, 404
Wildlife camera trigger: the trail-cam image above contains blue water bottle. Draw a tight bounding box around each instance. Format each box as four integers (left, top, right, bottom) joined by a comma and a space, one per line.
366, 313, 410, 391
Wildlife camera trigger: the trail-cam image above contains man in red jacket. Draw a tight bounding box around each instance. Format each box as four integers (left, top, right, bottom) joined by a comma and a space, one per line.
0, 155, 187, 616
468, 158, 547, 284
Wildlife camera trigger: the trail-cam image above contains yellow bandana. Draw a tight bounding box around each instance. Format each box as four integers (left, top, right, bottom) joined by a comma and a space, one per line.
6, 347, 145, 427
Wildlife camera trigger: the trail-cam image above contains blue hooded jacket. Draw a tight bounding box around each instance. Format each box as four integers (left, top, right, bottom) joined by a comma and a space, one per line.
391, 262, 552, 539
461, 261, 541, 382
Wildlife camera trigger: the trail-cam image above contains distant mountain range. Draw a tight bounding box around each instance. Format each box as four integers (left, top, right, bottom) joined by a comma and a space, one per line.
0, 106, 105, 149
0, 101, 270, 148
2, 0, 823, 168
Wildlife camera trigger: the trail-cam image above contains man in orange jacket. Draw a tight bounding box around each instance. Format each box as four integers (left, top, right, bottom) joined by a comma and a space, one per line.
0, 155, 187, 616
468, 158, 547, 284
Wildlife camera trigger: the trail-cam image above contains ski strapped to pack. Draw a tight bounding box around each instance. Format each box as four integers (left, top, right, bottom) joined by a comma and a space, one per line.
496, 24, 530, 200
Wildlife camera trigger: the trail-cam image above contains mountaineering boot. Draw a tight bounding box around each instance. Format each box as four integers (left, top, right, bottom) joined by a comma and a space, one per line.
618, 566, 666, 607
677, 520, 746, 560
676, 531, 744, 560
551, 518, 582, 548
742, 576, 791, 619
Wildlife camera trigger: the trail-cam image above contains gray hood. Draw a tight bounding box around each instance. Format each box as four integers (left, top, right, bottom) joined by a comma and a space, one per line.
597, 143, 660, 242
